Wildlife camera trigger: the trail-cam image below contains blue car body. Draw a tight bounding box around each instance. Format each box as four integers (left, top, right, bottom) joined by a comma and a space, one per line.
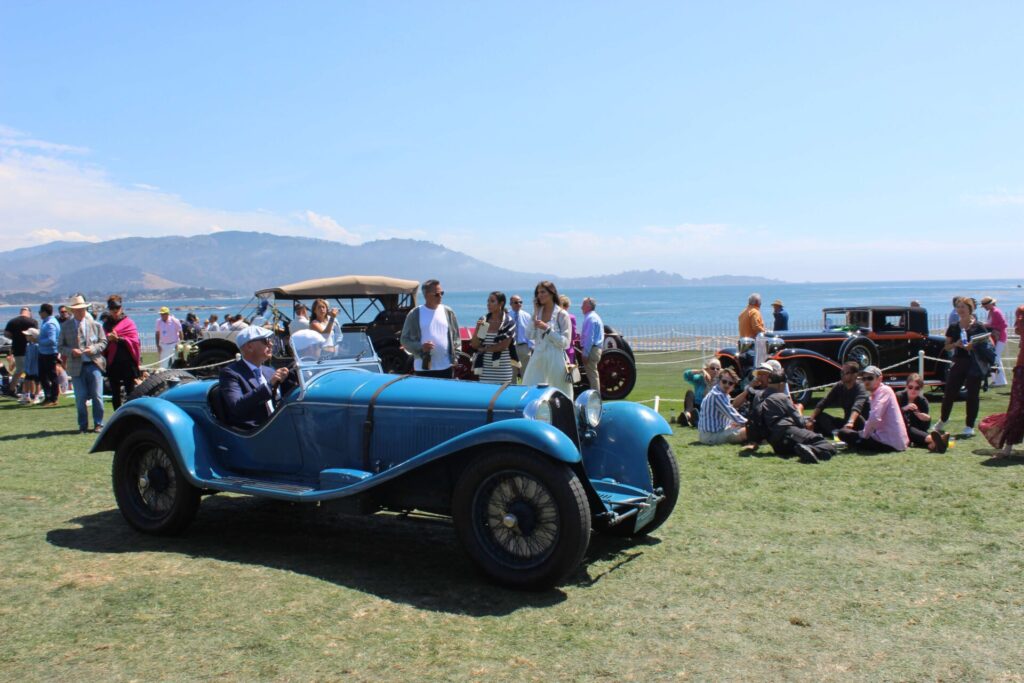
93, 364, 676, 588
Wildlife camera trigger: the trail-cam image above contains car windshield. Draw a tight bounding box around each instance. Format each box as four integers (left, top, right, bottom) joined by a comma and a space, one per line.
291, 330, 374, 365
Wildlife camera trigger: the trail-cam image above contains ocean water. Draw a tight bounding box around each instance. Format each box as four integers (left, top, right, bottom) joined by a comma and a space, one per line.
3, 279, 1021, 349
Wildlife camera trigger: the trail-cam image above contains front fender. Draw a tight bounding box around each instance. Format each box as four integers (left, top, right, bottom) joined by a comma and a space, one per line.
582, 402, 672, 490
90, 398, 219, 485
776, 347, 842, 372
426, 418, 582, 465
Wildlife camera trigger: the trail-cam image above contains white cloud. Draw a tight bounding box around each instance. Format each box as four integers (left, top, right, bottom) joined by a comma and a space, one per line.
0, 125, 365, 251
965, 190, 1024, 207
301, 210, 360, 244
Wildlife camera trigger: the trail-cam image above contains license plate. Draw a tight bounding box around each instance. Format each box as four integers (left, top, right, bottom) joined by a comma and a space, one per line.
634, 498, 658, 532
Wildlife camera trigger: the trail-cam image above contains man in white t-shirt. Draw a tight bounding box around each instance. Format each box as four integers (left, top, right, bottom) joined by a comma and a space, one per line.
155, 306, 183, 368
400, 279, 460, 378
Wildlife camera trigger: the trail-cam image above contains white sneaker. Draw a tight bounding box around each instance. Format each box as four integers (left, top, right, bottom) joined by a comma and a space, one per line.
962, 427, 974, 437
934, 420, 946, 433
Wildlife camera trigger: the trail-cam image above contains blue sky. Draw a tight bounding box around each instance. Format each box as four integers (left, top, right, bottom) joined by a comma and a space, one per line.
1, 2, 1022, 281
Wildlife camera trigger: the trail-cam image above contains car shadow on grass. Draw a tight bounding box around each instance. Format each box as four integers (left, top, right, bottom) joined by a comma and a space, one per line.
45, 495, 590, 614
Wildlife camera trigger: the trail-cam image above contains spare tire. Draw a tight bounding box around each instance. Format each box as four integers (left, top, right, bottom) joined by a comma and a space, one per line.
127, 369, 198, 402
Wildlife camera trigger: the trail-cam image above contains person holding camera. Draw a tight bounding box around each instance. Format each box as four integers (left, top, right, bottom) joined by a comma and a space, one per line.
522, 280, 573, 396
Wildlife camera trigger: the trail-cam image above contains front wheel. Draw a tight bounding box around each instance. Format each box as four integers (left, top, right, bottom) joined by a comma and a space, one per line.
452, 449, 591, 590
112, 427, 200, 535
784, 360, 815, 405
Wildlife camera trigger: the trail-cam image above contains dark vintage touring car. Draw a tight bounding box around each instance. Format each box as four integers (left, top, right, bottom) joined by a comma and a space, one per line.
717, 305, 949, 403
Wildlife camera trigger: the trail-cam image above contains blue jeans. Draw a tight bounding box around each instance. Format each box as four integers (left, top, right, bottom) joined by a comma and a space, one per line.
72, 362, 105, 431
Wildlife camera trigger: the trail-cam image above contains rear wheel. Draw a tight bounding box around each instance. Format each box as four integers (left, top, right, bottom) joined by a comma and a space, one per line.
189, 348, 236, 379
842, 340, 877, 370
112, 427, 200, 535
452, 449, 591, 590
598, 348, 636, 400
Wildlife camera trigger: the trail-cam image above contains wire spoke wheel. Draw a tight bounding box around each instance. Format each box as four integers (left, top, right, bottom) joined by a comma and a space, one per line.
479, 472, 560, 566
453, 449, 590, 590
113, 427, 200, 535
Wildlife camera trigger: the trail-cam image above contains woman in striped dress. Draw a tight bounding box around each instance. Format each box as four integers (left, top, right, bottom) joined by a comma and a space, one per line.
471, 291, 516, 385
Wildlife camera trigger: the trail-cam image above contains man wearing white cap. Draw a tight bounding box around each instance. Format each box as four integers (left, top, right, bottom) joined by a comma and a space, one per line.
155, 306, 182, 369
219, 325, 295, 430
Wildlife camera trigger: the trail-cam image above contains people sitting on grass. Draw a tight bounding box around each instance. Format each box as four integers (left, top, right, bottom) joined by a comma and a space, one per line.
697, 368, 748, 445
896, 373, 949, 453
752, 371, 837, 464
806, 361, 869, 437
836, 366, 910, 453
678, 358, 721, 427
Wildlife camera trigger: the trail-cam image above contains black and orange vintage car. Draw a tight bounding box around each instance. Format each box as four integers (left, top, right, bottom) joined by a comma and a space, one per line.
716, 306, 948, 403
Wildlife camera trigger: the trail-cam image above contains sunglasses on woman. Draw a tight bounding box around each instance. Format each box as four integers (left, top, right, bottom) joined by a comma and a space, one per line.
907, 384, 923, 390
720, 378, 736, 387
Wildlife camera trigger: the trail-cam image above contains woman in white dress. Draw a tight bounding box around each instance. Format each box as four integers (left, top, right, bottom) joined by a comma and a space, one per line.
522, 280, 573, 397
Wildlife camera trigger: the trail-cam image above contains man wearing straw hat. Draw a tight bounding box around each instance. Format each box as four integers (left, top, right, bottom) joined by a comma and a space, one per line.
771, 299, 789, 332
59, 295, 108, 433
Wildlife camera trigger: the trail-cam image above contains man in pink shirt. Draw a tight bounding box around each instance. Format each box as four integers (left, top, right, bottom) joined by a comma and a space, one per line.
981, 296, 1008, 387
837, 366, 909, 452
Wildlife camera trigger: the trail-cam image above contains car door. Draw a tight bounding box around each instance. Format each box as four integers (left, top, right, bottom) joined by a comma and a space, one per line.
873, 311, 913, 372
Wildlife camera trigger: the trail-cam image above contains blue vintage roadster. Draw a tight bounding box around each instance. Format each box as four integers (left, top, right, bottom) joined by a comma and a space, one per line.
92, 333, 678, 589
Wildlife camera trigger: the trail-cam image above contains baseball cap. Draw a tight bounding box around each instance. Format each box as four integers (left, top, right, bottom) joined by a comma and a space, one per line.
159, 306, 171, 314
859, 365, 882, 378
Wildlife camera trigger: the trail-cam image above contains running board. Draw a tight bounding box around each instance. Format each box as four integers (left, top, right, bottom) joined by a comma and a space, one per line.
212, 476, 315, 494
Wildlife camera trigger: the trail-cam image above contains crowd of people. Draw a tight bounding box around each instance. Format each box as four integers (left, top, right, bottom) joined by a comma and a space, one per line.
2, 280, 609, 433
4, 285, 1021, 456
673, 292, 1024, 461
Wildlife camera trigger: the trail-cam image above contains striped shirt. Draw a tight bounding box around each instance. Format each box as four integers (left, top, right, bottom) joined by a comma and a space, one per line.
479, 331, 514, 384
697, 385, 747, 433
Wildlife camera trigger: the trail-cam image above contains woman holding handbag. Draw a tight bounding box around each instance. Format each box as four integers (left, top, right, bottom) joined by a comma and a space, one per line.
522, 281, 574, 397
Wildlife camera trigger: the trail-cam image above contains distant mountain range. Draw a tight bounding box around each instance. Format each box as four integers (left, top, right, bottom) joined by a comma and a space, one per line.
0, 231, 782, 300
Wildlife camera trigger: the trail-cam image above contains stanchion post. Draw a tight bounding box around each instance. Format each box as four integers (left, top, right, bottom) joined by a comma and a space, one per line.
918, 350, 925, 377
654, 395, 660, 413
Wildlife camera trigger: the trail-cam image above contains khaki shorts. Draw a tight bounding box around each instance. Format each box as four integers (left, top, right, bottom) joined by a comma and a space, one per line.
13, 355, 25, 378
699, 426, 746, 445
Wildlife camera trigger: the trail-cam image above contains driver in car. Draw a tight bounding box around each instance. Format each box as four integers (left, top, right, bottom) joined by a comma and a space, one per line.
220, 325, 297, 430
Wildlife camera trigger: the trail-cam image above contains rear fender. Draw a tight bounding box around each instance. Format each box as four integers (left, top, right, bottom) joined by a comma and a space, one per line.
582, 402, 671, 490
90, 398, 219, 485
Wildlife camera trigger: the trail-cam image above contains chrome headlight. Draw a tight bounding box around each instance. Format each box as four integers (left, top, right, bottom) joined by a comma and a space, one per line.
765, 336, 785, 353
737, 337, 754, 353
575, 390, 602, 428
525, 398, 552, 424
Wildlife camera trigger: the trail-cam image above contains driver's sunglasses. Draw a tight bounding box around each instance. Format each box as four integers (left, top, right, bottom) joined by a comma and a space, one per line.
720, 378, 736, 387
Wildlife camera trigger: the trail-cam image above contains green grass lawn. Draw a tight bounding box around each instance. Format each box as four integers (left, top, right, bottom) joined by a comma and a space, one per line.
2, 351, 1023, 681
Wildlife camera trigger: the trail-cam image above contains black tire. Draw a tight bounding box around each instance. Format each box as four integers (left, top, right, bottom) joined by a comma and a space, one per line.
452, 449, 591, 590
598, 348, 637, 401
784, 359, 815, 405
842, 340, 877, 370
112, 427, 200, 535
600, 436, 680, 537
188, 348, 237, 379
126, 369, 197, 402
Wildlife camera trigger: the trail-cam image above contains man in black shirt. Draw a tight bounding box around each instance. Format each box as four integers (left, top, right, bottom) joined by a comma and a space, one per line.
806, 361, 869, 437
756, 372, 838, 464
3, 307, 36, 396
